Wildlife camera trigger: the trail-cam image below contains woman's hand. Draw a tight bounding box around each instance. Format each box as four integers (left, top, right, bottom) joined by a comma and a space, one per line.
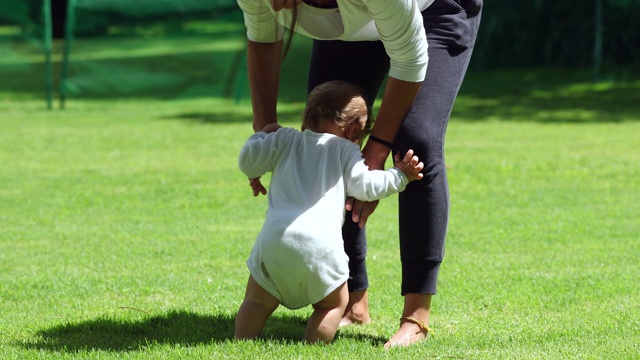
362, 138, 390, 171
345, 140, 390, 228
260, 123, 282, 133
271, 0, 302, 11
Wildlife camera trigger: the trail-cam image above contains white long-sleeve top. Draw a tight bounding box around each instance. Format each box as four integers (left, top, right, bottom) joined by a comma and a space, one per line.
236, 0, 433, 82
238, 128, 408, 308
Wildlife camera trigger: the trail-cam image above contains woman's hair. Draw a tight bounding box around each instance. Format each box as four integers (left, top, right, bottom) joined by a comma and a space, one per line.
281, 6, 299, 62
303, 80, 373, 135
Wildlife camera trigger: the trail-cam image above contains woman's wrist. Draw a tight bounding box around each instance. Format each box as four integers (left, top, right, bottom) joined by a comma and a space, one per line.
368, 135, 394, 149
362, 140, 390, 170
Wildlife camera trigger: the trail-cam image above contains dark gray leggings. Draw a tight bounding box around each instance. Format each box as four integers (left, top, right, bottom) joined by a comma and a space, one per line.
307, 0, 483, 295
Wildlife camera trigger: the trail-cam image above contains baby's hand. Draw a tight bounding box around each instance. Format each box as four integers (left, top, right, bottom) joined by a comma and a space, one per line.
249, 177, 267, 196
260, 123, 282, 134
394, 149, 424, 182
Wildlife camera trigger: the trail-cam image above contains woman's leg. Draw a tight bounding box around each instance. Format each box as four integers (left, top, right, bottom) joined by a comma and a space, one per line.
304, 282, 349, 344
235, 275, 280, 340
307, 39, 390, 324
386, 0, 483, 348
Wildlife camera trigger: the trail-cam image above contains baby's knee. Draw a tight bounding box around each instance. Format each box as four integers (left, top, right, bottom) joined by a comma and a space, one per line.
313, 283, 349, 310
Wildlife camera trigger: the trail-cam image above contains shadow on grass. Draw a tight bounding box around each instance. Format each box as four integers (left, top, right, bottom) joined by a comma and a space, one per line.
161, 106, 305, 125
19, 310, 386, 352
161, 67, 640, 126
19, 310, 234, 352
162, 111, 253, 124
453, 68, 640, 123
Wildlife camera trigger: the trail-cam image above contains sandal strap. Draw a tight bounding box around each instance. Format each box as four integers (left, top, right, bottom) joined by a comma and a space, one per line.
400, 316, 434, 335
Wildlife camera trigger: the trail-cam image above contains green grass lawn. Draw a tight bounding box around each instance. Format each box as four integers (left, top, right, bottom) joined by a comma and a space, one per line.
1, 23, 639, 358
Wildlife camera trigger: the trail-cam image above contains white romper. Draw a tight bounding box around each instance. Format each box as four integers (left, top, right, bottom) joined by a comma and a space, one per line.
238, 128, 409, 309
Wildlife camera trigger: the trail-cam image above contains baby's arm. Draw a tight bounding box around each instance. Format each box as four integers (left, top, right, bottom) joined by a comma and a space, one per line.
244, 123, 283, 196
345, 149, 424, 202
238, 129, 282, 179
240, 124, 287, 196
393, 149, 424, 182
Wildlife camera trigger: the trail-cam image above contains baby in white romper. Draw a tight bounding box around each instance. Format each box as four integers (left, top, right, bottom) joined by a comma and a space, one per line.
235, 80, 424, 344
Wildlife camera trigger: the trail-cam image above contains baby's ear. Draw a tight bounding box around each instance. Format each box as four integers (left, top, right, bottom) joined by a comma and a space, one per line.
345, 123, 362, 143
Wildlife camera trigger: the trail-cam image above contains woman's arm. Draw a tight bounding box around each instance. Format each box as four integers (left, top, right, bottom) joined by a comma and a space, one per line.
364, 77, 422, 170
244, 39, 284, 196
347, 77, 422, 227
247, 39, 283, 132
346, 0, 425, 226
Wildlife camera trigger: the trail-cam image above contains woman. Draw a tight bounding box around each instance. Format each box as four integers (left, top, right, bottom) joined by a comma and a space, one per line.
236, 0, 482, 348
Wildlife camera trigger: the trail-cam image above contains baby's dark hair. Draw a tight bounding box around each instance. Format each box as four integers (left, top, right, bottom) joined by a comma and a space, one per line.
303, 81, 373, 137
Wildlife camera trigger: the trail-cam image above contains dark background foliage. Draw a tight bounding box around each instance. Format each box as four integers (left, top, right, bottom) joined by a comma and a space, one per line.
2, 0, 638, 75
471, 0, 639, 71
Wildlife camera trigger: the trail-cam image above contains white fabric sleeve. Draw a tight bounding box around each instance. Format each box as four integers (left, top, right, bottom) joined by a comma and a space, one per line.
363, 0, 428, 82
237, 0, 284, 42
238, 131, 277, 179
344, 149, 409, 201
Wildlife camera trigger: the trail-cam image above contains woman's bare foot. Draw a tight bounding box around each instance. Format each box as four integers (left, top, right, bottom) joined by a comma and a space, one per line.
384, 317, 432, 349
383, 293, 432, 349
339, 289, 371, 327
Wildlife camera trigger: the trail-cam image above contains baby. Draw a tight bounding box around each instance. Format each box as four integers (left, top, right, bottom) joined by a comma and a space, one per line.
235, 80, 424, 344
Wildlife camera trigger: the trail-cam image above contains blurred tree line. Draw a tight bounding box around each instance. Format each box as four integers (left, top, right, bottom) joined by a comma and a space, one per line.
471, 0, 639, 74
2, 0, 638, 74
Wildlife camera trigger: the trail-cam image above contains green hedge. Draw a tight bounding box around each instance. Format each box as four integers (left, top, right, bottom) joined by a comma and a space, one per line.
471, 0, 640, 71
